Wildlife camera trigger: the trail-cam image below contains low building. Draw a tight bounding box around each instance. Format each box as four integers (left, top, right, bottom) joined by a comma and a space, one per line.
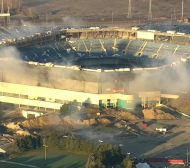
0, 82, 161, 111
22, 110, 44, 119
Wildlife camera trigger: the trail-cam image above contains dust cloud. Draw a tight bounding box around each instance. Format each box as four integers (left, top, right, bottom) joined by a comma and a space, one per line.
0, 43, 189, 95
128, 62, 190, 94
62, 16, 84, 27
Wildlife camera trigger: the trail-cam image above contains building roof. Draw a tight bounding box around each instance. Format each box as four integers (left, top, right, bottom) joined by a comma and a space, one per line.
136, 163, 150, 168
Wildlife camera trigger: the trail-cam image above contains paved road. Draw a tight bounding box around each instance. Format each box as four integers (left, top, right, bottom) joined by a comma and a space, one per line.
0, 160, 39, 168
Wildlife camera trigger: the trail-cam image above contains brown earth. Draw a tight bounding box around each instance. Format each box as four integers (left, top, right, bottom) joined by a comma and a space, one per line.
115, 120, 128, 128
166, 95, 190, 116
4, 107, 178, 132
11, 0, 190, 24
5, 122, 22, 130
104, 109, 140, 120
63, 116, 97, 126
16, 110, 140, 129
142, 108, 177, 120
20, 114, 63, 128
98, 118, 112, 125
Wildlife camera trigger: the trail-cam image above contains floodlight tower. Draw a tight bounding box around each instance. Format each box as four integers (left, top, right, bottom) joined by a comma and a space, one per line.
127, 0, 132, 19
182, 0, 184, 21
7, 6, 10, 24
174, 9, 176, 20
148, 0, 152, 20
1, 0, 5, 26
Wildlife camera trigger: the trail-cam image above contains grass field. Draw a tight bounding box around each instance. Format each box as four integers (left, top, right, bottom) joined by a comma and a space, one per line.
0, 149, 88, 168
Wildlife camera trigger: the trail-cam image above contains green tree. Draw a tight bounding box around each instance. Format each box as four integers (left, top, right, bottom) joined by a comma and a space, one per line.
60, 100, 79, 115
86, 154, 105, 168
48, 132, 59, 148
13, 135, 43, 153
35, 135, 43, 149
0, 124, 7, 133
24, 136, 33, 150
60, 104, 70, 114
121, 156, 133, 168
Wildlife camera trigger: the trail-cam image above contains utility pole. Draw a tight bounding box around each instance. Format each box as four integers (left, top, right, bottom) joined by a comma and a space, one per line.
44, 145, 48, 160
46, 12, 48, 27
7, 6, 10, 24
43, 139, 48, 164
174, 9, 176, 21
148, 0, 152, 20
127, 0, 132, 19
112, 11, 113, 24
187, 149, 189, 167
182, 0, 184, 21
171, 9, 173, 25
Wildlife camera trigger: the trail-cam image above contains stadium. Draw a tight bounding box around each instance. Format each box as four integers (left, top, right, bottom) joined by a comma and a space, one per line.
0, 26, 189, 111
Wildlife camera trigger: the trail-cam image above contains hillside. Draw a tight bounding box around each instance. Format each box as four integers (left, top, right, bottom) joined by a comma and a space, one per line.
166, 94, 190, 115
13, 0, 190, 22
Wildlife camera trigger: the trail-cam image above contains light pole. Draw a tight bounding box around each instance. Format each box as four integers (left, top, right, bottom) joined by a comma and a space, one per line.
99, 79, 102, 94
43, 144, 48, 162
98, 140, 103, 145
99, 73, 102, 94
187, 149, 189, 167
112, 12, 114, 24
119, 144, 124, 154
81, 72, 85, 92
127, 152, 130, 158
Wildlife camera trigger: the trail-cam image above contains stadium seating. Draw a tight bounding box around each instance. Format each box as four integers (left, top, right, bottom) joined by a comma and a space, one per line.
15, 37, 190, 65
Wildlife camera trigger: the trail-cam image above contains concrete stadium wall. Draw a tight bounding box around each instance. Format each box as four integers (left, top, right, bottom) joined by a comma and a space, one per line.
99, 94, 134, 100
161, 94, 179, 99
0, 82, 99, 105
0, 70, 99, 94
172, 36, 189, 43
138, 91, 161, 98
139, 91, 161, 104
52, 78, 98, 93
0, 96, 63, 109
137, 31, 155, 40
0, 82, 161, 110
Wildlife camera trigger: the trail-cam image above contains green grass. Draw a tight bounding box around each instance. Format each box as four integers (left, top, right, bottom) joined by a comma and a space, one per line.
0, 149, 88, 168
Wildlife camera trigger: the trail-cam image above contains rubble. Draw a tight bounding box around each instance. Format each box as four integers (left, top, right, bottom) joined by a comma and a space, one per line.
115, 120, 128, 128
143, 108, 176, 120
5, 122, 22, 130
104, 109, 139, 120
16, 130, 30, 136
98, 118, 112, 125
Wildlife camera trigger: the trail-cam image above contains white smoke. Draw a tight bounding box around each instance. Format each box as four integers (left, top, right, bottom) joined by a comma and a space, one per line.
0, 46, 21, 60
62, 16, 84, 27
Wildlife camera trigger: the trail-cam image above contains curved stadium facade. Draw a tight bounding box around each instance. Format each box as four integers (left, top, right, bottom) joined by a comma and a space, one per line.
0, 27, 187, 111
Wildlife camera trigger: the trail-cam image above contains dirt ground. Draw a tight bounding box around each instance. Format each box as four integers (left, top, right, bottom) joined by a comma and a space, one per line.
2, 105, 190, 161
76, 116, 190, 160
118, 117, 190, 160
16, 0, 190, 22
166, 95, 190, 116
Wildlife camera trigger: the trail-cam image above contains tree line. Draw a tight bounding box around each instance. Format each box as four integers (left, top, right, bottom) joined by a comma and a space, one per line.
13, 133, 133, 168
47, 132, 131, 168
13, 135, 42, 153
59, 99, 79, 115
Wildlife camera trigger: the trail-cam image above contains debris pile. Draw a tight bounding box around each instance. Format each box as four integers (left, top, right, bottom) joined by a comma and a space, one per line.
20, 114, 63, 128
105, 109, 139, 120
4, 122, 31, 136
143, 108, 176, 120
115, 120, 128, 128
